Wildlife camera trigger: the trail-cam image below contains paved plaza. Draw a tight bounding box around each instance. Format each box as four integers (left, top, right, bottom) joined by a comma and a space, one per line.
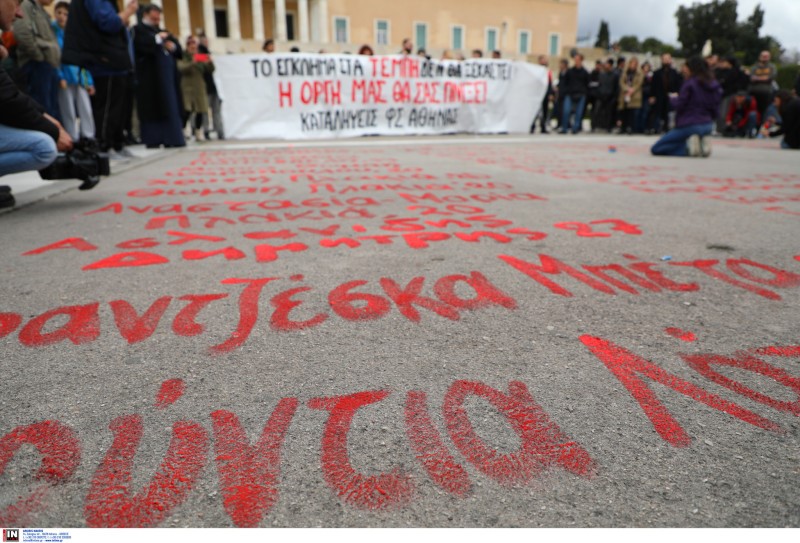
1, 134, 798, 527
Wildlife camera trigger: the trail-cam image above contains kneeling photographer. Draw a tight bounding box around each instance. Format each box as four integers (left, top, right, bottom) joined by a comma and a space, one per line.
1, 0, 104, 209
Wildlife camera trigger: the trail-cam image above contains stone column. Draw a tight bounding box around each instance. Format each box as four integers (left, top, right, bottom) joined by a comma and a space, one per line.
177, 0, 191, 39
203, 0, 217, 39
275, 0, 288, 42
317, 0, 328, 44
227, 0, 241, 40
298, 0, 309, 43
252, 0, 265, 41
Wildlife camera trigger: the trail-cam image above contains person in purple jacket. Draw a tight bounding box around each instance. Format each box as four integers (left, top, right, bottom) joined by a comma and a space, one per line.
651, 56, 722, 158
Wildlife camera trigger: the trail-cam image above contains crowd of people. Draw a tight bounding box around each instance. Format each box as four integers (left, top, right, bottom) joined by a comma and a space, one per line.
2, 0, 799, 208
0, 0, 225, 159
534, 49, 799, 155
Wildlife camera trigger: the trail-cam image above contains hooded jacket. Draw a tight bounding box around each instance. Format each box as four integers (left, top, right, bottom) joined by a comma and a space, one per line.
671, 77, 722, 128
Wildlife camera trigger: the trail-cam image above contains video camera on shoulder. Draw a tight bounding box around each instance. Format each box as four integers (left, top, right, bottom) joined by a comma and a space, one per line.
38, 139, 110, 191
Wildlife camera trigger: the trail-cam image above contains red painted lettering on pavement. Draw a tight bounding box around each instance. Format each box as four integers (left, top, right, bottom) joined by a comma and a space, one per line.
308, 391, 415, 510
18, 303, 100, 347
665, 328, 697, 342
404, 391, 471, 497
154, 379, 186, 409
0, 313, 22, 338
579, 335, 783, 447
380, 277, 459, 322
499, 254, 616, 296
110, 297, 172, 344
681, 350, 800, 415
172, 294, 229, 337
269, 287, 328, 331
211, 278, 278, 353
210, 399, 299, 527
433, 272, 517, 311
84, 415, 209, 527
0, 421, 81, 525
23, 237, 98, 256
328, 281, 391, 321
443, 381, 595, 486
83, 251, 170, 271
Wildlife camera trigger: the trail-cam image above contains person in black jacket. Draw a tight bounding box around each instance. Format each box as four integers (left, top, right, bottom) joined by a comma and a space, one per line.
651, 53, 683, 133
62, 0, 138, 155
132, 4, 184, 148
1, 0, 72, 207
530, 54, 553, 134
559, 53, 589, 134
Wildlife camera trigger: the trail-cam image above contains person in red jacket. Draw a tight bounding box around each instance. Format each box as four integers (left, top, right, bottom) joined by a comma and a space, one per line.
723, 91, 760, 138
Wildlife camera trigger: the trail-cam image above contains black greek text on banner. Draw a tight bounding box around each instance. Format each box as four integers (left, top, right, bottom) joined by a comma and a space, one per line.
214, 54, 548, 140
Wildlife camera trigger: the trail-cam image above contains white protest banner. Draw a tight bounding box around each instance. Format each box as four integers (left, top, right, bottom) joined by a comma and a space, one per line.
213, 54, 548, 140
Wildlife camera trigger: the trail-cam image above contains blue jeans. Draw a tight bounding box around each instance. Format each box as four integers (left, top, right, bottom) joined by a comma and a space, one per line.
635, 100, 651, 133
651, 122, 713, 157
561, 94, 586, 133
743, 111, 758, 134
763, 103, 781, 125
0, 124, 58, 176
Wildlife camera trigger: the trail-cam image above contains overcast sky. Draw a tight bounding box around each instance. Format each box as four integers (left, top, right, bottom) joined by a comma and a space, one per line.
577, 0, 800, 53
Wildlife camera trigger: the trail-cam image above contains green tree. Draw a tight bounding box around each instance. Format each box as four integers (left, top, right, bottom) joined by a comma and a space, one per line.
675, 0, 739, 56
641, 37, 664, 52
675, 1, 782, 62
595, 20, 610, 50
736, 4, 783, 64
641, 37, 677, 56
618, 35, 641, 52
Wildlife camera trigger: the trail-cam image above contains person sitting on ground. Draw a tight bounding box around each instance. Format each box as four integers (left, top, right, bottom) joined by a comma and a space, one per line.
1, 0, 72, 208
651, 56, 721, 158
723, 91, 759, 138
770, 90, 799, 150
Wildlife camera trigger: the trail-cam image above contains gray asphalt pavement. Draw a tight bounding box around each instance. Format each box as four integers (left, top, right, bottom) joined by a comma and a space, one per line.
1, 134, 798, 528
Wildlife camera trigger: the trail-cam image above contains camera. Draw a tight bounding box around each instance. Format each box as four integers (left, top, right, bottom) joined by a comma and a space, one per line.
38, 139, 110, 191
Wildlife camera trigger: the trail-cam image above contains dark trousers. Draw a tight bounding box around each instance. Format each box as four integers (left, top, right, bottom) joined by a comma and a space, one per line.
751, 90, 773, 125
620, 107, 639, 134
655, 98, 672, 133
592, 95, 615, 131
531, 95, 550, 133
92, 74, 129, 152
23, 61, 60, 121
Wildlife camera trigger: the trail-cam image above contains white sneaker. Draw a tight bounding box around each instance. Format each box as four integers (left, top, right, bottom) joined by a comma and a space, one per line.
687, 134, 701, 157
194, 129, 206, 142
700, 136, 712, 157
